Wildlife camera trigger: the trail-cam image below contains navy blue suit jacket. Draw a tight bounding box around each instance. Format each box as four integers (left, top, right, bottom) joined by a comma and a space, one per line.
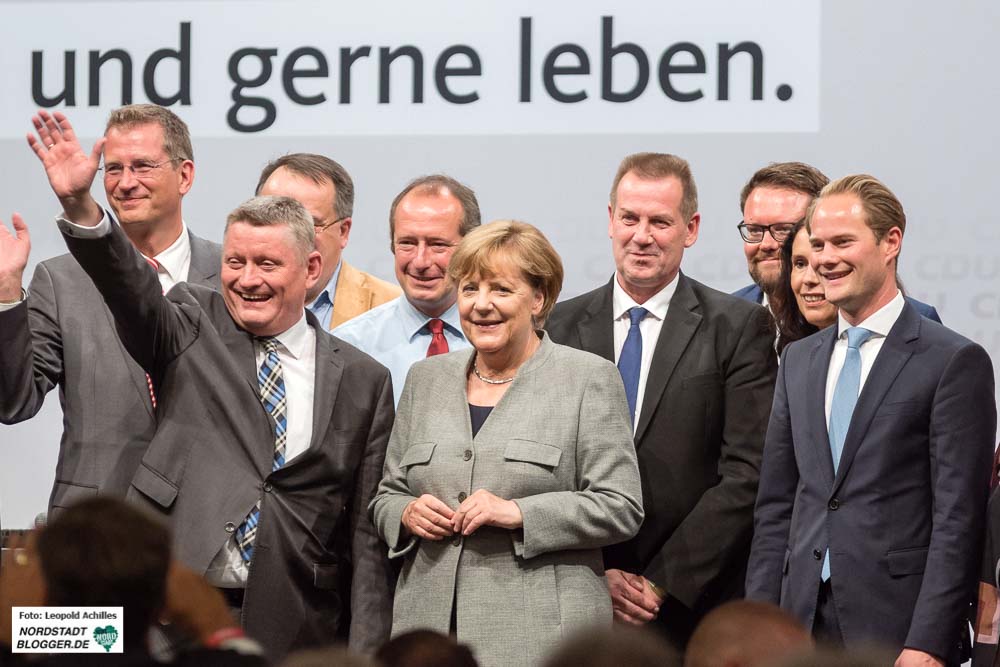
745, 301, 995, 662
731, 283, 943, 323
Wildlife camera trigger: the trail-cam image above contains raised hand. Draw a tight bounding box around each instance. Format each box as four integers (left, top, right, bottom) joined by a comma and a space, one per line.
26, 110, 104, 224
0, 213, 30, 302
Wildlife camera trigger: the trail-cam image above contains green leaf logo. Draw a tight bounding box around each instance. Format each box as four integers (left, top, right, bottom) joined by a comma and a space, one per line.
93, 625, 118, 652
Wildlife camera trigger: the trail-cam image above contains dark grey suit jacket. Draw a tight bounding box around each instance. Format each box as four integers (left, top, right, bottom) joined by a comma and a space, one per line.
546, 272, 777, 649
0, 230, 219, 515
62, 220, 396, 662
746, 302, 996, 663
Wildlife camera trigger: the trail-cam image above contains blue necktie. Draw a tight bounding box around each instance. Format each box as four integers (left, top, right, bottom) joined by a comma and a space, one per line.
822, 326, 873, 580
617, 307, 648, 425
236, 338, 288, 564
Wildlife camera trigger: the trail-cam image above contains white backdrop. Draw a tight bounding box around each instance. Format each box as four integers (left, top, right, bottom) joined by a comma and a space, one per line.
1, 0, 998, 527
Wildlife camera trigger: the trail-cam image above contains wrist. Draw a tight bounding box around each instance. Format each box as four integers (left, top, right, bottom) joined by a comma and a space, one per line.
59, 196, 102, 227
0, 284, 25, 304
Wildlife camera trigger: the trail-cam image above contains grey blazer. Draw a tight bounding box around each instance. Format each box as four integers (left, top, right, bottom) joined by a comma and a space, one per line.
0, 231, 220, 515
370, 333, 643, 667
62, 220, 396, 662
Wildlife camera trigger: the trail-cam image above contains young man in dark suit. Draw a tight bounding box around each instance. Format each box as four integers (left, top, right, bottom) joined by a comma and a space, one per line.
746, 174, 995, 666
546, 152, 777, 652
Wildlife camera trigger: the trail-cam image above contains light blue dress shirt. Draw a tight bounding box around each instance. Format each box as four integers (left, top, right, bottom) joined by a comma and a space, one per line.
306, 261, 342, 330
332, 297, 468, 406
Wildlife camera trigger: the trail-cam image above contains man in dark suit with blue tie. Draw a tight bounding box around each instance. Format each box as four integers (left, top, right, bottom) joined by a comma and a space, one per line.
732, 162, 941, 323
745, 174, 996, 666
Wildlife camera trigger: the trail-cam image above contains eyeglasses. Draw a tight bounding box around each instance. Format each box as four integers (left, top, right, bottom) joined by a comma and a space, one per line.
393, 239, 457, 256
100, 158, 182, 179
315, 216, 349, 233
737, 221, 797, 244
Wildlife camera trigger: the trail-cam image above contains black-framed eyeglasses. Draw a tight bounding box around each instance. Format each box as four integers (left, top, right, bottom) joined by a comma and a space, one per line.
99, 157, 183, 179
737, 221, 798, 243
315, 216, 349, 233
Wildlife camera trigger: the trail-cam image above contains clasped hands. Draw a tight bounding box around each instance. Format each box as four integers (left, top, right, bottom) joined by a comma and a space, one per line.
402, 490, 522, 540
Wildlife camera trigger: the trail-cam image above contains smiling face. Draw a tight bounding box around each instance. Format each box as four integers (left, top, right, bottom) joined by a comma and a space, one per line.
393, 190, 465, 317
258, 167, 350, 303
609, 172, 699, 304
742, 186, 811, 295
809, 193, 901, 325
789, 227, 837, 329
221, 221, 322, 337
102, 123, 192, 233
458, 260, 543, 360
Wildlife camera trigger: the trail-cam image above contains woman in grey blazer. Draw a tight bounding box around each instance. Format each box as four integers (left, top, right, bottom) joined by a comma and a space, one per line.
370, 221, 643, 667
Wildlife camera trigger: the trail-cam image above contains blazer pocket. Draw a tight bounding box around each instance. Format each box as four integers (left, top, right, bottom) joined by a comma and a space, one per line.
50, 480, 98, 510
399, 442, 436, 468
681, 372, 722, 389
131, 463, 179, 510
874, 400, 923, 418
313, 562, 340, 590
886, 546, 928, 576
504, 440, 562, 468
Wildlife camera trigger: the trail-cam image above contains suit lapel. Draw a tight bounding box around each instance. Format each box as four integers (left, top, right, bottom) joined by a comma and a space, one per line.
308, 321, 345, 451
102, 303, 156, 419
186, 232, 220, 289
807, 329, 838, 488
832, 305, 920, 493
634, 273, 702, 444
574, 279, 616, 363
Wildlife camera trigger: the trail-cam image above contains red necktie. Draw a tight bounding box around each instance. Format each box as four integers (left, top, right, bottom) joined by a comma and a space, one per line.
143, 257, 161, 409
426, 319, 449, 357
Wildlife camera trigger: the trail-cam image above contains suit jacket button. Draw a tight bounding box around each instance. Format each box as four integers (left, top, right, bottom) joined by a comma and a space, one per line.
452, 536, 462, 547
225, 522, 236, 534
263, 482, 273, 493
463, 450, 473, 461
828, 499, 840, 511
813, 549, 822, 560
458, 492, 467, 503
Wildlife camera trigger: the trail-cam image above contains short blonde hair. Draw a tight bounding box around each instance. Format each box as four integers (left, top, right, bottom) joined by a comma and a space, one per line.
806, 173, 906, 265
447, 220, 564, 326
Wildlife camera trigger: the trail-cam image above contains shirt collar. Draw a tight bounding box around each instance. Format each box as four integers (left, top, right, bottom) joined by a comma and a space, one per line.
836, 289, 904, 340
400, 298, 464, 341
611, 272, 677, 321
143, 222, 189, 283
306, 260, 343, 310
267, 314, 311, 360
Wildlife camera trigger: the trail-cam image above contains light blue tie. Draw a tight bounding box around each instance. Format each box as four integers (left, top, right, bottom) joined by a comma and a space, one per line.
822, 326, 873, 580
617, 307, 648, 425
235, 337, 288, 564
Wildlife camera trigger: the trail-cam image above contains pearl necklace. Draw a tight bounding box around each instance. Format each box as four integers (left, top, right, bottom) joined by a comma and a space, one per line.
472, 362, 515, 385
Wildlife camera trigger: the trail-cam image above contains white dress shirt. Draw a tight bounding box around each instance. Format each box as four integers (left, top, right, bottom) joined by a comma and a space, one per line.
612, 272, 678, 431
206, 314, 317, 587
824, 290, 905, 426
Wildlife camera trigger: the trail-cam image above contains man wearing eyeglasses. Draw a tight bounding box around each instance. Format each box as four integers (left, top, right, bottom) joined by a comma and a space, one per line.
332, 175, 480, 405
733, 162, 940, 323
732, 162, 828, 312
0, 105, 221, 518
256, 154, 399, 330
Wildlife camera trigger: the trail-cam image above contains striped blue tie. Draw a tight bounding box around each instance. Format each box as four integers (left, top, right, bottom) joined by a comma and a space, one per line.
822, 326, 873, 581
235, 337, 288, 564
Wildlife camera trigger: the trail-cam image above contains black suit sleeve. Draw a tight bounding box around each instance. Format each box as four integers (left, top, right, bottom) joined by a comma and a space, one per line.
347, 368, 396, 652
644, 304, 777, 609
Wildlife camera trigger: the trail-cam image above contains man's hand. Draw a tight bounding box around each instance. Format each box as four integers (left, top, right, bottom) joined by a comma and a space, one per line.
160, 562, 236, 644
451, 489, 523, 536
0, 213, 30, 302
894, 648, 944, 667
402, 494, 455, 540
606, 568, 661, 625
26, 110, 104, 225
